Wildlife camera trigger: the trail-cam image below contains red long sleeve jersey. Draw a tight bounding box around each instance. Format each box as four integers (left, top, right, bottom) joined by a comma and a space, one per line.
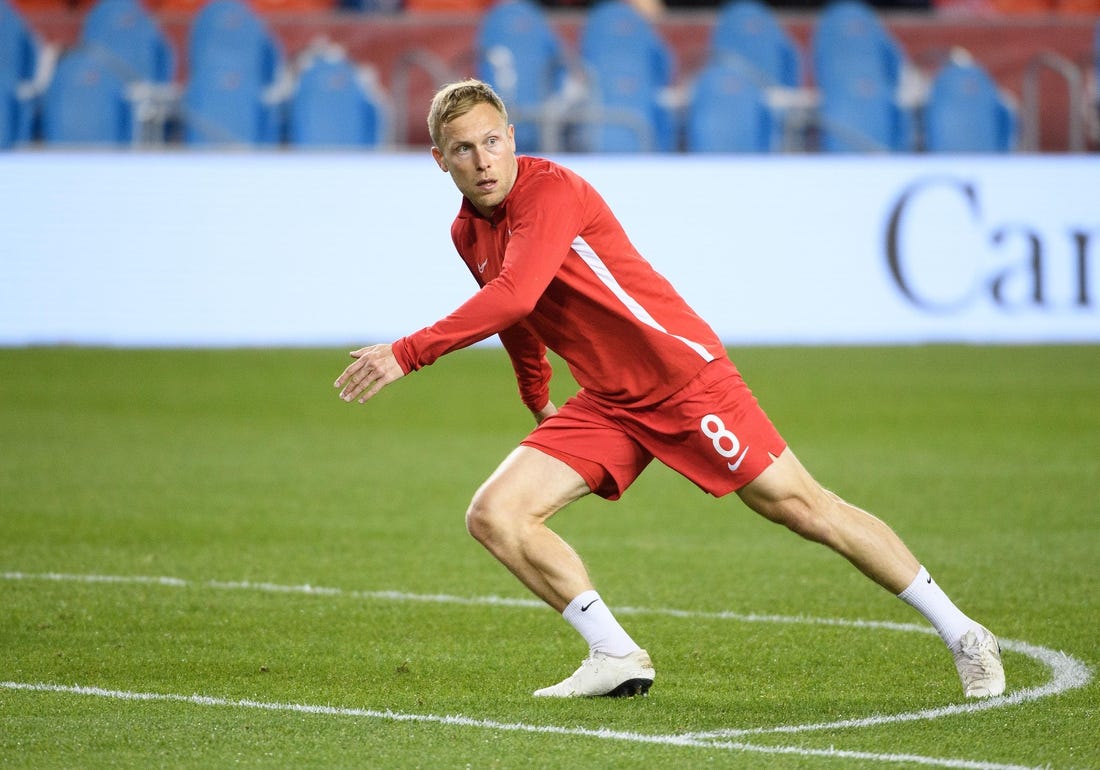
391, 156, 728, 411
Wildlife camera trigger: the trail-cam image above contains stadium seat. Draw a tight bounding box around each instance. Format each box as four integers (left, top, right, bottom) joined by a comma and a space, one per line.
80, 0, 175, 84
818, 71, 912, 152
0, 0, 42, 148
709, 0, 801, 89
923, 56, 1016, 152
79, 0, 178, 143
287, 52, 388, 148
476, 0, 568, 152
41, 46, 134, 145
182, 0, 287, 145
685, 59, 773, 153
577, 0, 676, 152
811, 0, 904, 94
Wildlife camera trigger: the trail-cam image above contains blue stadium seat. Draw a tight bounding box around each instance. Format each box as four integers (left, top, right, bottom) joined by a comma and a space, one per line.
812, 0, 904, 94
41, 46, 133, 145
923, 57, 1015, 152
0, 0, 41, 148
685, 59, 773, 153
578, 0, 676, 152
818, 72, 912, 152
80, 0, 176, 84
476, 0, 568, 152
288, 54, 387, 148
187, 0, 282, 85
183, 0, 286, 145
709, 0, 801, 88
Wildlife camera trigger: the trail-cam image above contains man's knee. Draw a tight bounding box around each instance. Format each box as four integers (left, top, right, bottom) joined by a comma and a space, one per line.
745, 481, 842, 545
738, 450, 841, 544
465, 480, 532, 546
771, 495, 837, 543
465, 485, 504, 545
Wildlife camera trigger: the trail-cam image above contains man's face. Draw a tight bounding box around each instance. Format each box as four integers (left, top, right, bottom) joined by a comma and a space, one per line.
432, 102, 518, 218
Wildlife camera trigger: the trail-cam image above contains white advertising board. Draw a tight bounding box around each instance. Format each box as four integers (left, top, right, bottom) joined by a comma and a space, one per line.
1, 152, 1096, 346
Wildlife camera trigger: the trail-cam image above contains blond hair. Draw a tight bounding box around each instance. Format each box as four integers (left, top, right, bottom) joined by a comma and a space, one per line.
427, 79, 508, 150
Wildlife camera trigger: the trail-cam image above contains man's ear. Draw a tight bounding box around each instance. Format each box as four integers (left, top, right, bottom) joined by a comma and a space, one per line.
431, 146, 448, 173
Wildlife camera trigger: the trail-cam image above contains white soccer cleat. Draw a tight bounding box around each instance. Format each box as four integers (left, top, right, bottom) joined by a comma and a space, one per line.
533, 649, 655, 698
952, 625, 1005, 698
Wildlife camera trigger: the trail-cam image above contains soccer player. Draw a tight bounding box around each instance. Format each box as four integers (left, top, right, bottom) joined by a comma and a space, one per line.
334, 79, 1005, 700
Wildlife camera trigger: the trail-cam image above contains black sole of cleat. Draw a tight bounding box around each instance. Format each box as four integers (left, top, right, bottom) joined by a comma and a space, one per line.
603, 678, 653, 698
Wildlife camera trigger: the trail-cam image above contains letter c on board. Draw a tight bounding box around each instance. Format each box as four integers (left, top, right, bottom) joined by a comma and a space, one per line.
885, 177, 979, 312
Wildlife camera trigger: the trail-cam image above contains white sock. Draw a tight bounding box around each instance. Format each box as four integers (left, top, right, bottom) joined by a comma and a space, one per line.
897, 565, 976, 651
561, 590, 640, 657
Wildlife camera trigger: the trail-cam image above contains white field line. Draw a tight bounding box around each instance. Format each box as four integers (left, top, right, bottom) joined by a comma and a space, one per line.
2, 570, 1092, 770
0, 681, 1044, 770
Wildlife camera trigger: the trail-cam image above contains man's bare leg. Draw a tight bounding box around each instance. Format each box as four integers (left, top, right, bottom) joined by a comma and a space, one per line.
466, 446, 654, 696
465, 446, 595, 612
736, 447, 920, 592
737, 448, 1005, 697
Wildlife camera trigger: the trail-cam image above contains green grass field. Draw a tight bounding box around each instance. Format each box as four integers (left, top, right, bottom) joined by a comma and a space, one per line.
1, 345, 1097, 769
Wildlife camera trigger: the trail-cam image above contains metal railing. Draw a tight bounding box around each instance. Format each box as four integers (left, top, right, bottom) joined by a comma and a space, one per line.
1021, 51, 1086, 153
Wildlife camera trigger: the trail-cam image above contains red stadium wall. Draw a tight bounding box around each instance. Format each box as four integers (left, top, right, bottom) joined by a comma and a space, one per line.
19, 8, 1097, 151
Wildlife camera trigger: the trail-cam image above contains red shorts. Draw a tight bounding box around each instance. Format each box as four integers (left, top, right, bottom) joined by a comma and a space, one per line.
521, 358, 787, 500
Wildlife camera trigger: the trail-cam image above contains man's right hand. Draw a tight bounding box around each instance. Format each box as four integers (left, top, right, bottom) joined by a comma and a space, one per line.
334, 344, 405, 404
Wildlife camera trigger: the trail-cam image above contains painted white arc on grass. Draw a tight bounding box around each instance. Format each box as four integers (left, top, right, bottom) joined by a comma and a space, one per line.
2, 571, 1091, 770
0, 680, 1048, 770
